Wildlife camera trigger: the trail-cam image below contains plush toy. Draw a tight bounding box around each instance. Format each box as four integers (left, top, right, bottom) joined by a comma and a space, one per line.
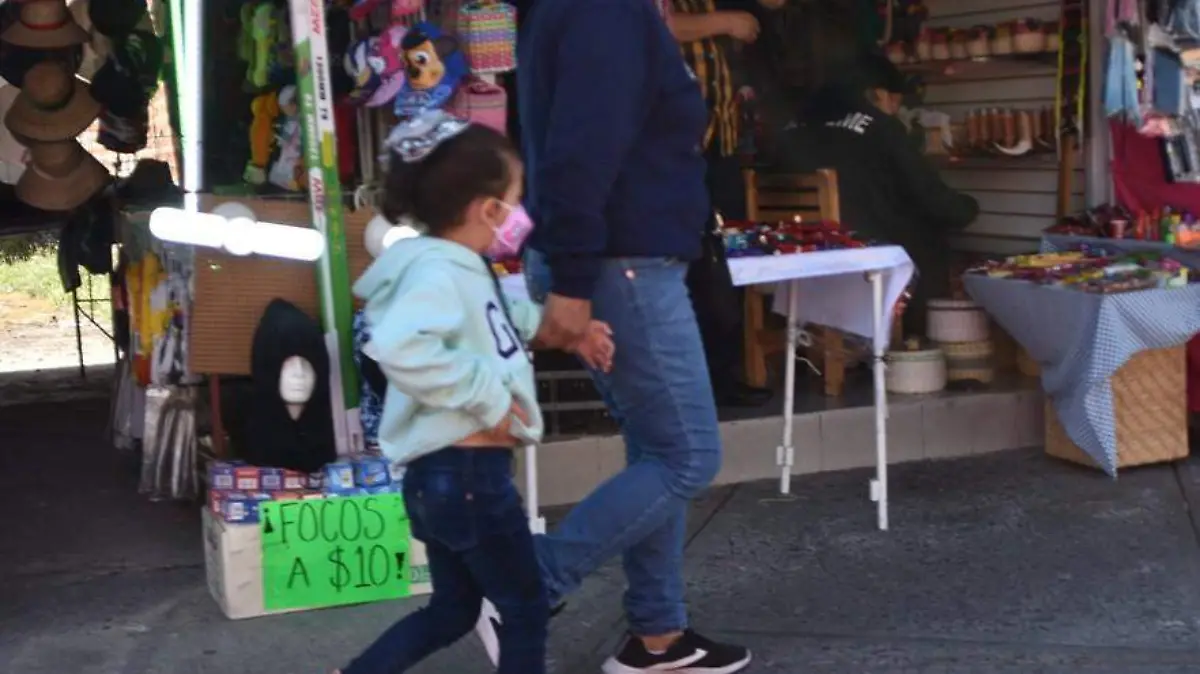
393, 22, 467, 117
248, 2, 277, 89
245, 91, 281, 185
269, 85, 304, 191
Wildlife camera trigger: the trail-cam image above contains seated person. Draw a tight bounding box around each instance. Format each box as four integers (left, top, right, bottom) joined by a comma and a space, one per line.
773, 52, 979, 337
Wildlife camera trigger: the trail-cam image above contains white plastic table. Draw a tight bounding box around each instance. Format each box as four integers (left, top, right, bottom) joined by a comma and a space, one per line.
501, 247, 913, 531
728, 247, 914, 530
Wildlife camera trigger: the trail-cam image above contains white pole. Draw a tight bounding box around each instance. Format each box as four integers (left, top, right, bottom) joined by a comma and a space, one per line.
779, 282, 799, 495
524, 444, 546, 534
180, 0, 204, 211
869, 271, 889, 531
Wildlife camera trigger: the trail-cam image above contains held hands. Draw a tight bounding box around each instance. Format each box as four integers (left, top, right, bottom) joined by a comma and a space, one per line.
532, 293, 616, 373
572, 321, 615, 373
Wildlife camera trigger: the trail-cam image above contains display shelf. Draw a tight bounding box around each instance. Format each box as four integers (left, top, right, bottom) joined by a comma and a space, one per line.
928, 152, 1063, 171
899, 53, 1060, 84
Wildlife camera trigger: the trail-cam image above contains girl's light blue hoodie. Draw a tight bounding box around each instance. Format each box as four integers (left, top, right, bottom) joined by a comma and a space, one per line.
353, 236, 544, 464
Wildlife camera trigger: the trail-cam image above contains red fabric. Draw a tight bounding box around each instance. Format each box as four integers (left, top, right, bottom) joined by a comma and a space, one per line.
334, 99, 358, 184
1110, 120, 1200, 412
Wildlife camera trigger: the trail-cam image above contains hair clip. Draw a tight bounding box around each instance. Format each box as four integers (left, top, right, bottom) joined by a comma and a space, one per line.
382, 110, 469, 163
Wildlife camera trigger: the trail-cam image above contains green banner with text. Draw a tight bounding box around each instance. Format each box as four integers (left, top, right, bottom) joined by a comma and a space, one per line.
260, 494, 412, 611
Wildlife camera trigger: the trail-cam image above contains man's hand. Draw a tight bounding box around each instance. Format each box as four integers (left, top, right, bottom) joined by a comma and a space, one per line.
532, 293, 592, 351
721, 11, 760, 43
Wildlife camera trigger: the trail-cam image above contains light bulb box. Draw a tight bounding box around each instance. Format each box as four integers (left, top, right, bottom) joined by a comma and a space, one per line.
203, 507, 432, 620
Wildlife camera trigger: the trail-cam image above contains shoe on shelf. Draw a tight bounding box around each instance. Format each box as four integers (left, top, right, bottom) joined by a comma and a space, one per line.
601, 629, 752, 674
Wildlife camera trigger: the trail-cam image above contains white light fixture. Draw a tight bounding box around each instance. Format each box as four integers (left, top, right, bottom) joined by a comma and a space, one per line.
364, 213, 422, 259
149, 207, 327, 261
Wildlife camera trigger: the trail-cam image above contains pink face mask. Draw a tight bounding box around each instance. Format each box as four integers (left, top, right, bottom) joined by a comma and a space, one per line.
487, 202, 533, 260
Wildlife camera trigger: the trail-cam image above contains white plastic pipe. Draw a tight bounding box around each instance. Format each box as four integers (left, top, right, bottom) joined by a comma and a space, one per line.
869, 271, 889, 531
524, 444, 546, 534
181, 0, 204, 211
778, 283, 800, 495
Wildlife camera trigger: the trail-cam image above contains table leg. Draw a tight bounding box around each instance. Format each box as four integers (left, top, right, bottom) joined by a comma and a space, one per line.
525, 444, 546, 534
779, 282, 800, 495
869, 271, 889, 531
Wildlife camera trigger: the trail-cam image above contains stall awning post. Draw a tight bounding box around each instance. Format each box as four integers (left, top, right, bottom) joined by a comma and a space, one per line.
179, 0, 202, 212
288, 0, 361, 455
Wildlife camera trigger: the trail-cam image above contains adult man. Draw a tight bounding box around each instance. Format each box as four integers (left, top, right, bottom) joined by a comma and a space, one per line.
777, 52, 979, 336
671, 0, 783, 406
505, 0, 753, 671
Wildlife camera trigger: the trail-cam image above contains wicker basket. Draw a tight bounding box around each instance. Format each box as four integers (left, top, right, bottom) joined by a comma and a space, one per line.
937, 339, 995, 384
1045, 345, 1189, 469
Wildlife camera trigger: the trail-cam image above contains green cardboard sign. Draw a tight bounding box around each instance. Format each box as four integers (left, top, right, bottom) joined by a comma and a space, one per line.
260, 494, 411, 610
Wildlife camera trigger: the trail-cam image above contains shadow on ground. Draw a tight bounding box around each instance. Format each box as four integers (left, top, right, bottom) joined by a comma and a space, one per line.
3, 399, 1200, 673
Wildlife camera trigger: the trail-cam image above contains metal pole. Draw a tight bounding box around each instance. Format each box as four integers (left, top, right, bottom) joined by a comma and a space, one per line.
869, 271, 889, 531
778, 283, 799, 494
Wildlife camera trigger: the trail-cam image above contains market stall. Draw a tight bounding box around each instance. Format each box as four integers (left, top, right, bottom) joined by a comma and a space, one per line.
964, 249, 1199, 474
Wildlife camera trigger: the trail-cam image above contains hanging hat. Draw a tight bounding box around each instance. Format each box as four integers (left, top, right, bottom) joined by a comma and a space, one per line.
90, 29, 162, 117
5, 60, 101, 142
16, 140, 110, 211
86, 0, 148, 39
2, 0, 91, 49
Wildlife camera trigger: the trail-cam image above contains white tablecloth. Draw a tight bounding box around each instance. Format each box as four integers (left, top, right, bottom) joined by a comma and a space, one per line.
501, 247, 915, 352
729, 246, 915, 351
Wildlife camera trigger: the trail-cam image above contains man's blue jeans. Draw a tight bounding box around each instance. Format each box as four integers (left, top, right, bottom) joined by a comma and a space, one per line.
524, 251, 722, 636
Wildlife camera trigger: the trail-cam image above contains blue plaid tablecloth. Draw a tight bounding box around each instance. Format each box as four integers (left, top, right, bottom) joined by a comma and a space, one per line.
964, 256, 1200, 475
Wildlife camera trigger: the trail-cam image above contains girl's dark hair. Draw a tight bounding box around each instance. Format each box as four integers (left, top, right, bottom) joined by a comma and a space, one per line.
381, 124, 517, 234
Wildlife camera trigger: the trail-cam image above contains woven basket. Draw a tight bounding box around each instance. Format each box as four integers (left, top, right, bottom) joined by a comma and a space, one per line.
457, 1, 517, 74
1045, 345, 1189, 470
937, 339, 994, 384
189, 196, 375, 376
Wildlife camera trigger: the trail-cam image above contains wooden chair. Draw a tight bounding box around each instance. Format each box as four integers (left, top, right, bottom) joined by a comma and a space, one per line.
742, 168, 847, 396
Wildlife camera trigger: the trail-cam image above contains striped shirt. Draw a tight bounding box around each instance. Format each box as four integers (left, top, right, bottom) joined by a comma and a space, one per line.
671, 0, 738, 157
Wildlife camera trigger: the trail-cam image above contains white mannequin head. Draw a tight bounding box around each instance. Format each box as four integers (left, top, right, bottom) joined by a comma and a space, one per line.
279, 355, 315, 419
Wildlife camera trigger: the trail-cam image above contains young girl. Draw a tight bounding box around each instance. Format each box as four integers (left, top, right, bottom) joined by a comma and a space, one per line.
339, 111, 613, 674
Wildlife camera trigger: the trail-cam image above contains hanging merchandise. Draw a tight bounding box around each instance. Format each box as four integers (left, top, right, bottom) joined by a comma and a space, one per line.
244, 91, 281, 185
1103, 0, 1141, 124
90, 29, 164, 153
352, 310, 384, 449
242, 1, 283, 90
366, 23, 408, 109
288, 0, 361, 454
1, 0, 91, 49
393, 22, 468, 117
16, 140, 109, 211
344, 35, 384, 105
4, 60, 101, 143
350, 0, 424, 21
448, 75, 508, 134
269, 85, 305, 191
87, 0, 149, 40
139, 386, 200, 501
125, 239, 192, 387
457, 1, 517, 75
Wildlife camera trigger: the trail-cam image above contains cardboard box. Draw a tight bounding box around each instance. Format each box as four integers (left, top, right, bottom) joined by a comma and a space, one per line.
203, 508, 432, 620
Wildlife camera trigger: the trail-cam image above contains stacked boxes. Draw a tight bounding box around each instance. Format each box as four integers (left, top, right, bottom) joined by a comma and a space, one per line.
207, 458, 404, 524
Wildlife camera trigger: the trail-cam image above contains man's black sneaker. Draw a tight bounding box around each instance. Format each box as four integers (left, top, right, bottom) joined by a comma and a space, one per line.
601, 629, 752, 674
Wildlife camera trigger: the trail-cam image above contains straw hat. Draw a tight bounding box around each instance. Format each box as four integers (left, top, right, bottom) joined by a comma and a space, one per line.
2, 0, 91, 49
16, 139, 110, 211
4, 60, 101, 142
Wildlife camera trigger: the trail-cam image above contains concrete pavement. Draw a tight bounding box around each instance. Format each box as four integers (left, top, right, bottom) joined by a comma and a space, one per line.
4, 399, 1200, 673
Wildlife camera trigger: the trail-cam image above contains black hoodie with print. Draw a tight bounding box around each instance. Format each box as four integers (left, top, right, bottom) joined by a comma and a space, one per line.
241, 299, 337, 473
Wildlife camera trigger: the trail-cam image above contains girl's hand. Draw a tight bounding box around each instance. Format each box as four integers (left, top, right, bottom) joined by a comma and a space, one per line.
572, 321, 615, 373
